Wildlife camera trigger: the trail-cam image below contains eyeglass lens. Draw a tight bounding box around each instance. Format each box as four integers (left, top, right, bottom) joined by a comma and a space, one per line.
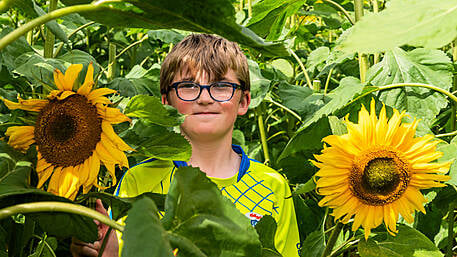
177, 82, 234, 101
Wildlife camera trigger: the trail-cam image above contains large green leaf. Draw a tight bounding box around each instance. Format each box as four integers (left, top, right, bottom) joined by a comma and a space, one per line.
339, 0, 457, 53
123, 121, 191, 161
122, 198, 174, 257
437, 137, 457, 187
32, 1, 69, 44
277, 82, 328, 118
278, 76, 364, 161
162, 166, 262, 257
300, 230, 325, 257
109, 64, 161, 97
124, 95, 185, 127
249, 59, 271, 109
60, 0, 287, 57
247, 0, 306, 40
255, 215, 281, 257
367, 48, 453, 134
358, 225, 443, 257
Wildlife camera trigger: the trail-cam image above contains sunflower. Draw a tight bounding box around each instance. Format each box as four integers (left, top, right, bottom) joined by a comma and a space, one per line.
312, 99, 451, 239
2, 63, 133, 200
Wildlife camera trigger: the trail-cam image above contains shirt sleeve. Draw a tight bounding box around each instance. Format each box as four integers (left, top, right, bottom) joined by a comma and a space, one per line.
273, 176, 301, 257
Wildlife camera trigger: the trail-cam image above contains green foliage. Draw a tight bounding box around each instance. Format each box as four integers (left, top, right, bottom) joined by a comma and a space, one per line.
358, 225, 443, 257
2, 0, 457, 256
339, 0, 457, 53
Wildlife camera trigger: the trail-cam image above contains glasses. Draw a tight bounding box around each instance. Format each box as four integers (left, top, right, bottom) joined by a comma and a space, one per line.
169, 81, 243, 102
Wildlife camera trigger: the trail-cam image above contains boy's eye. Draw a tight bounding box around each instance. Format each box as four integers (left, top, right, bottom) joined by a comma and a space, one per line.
178, 83, 199, 90
212, 82, 233, 89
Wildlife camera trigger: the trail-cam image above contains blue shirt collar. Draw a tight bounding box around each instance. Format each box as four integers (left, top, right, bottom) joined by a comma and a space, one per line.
173, 144, 249, 182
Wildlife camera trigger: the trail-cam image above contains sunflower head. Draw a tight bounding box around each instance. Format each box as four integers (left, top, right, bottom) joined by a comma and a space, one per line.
2, 63, 133, 200
312, 99, 451, 239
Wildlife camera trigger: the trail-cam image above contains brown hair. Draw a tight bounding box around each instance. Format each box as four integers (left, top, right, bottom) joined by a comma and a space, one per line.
160, 34, 250, 94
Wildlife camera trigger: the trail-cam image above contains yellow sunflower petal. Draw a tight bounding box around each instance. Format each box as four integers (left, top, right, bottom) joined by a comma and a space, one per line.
53, 69, 66, 91
5, 126, 35, 152
77, 63, 94, 96
36, 152, 52, 173
90, 96, 112, 105
102, 121, 134, 151
58, 166, 80, 199
83, 152, 101, 194
47, 166, 63, 195
97, 104, 131, 124
87, 88, 117, 103
63, 64, 83, 91
1, 96, 48, 112
37, 166, 54, 188
57, 91, 76, 100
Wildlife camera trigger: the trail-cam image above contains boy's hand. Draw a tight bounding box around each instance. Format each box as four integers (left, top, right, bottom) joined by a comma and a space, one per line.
70, 199, 119, 257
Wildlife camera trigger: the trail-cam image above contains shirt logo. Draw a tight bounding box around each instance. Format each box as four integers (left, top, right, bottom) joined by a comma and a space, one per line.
245, 212, 263, 226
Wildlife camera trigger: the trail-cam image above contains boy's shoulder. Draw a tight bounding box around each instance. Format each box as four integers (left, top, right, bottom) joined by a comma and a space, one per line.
116, 158, 175, 195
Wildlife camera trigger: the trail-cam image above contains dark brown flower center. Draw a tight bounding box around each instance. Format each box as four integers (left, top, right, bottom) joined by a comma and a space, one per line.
35, 94, 102, 167
350, 149, 410, 206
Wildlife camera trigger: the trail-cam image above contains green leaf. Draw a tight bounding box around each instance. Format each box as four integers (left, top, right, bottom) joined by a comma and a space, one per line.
278, 117, 330, 161
293, 196, 324, 240
147, 29, 185, 44
305, 46, 330, 74
247, 0, 306, 40
367, 48, 453, 134
300, 230, 325, 257
293, 178, 316, 196
304, 3, 343, 29
14, 53, 65, 86
278, 77, 364, 161
125, 95, 185, 126
122, 198, 174, 257
110, 65, 160, 97
437, 140, 457, 186
328, 115, 347, 135
164, 166, 262, 257
339, 0, 457, 53
271, 59, 294, 78
32, 1, 69, 43
249, 59, 271, 109
358, 225, 443, 257
255, 216, 281, 257
124, 121, 191, 161
78, 191, 166, 220
278, 82, 327, 118
60, 0, 287, 57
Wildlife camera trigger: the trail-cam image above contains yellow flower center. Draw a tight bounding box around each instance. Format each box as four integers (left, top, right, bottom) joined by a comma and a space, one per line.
350, 148, 410, 206
34, 94, 102, 167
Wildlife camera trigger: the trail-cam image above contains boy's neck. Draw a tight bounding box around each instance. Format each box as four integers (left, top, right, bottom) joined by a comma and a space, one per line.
188, 136, 240, 179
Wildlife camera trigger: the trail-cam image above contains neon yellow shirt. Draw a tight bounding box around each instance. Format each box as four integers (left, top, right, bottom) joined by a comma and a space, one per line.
114, 145, 300, 257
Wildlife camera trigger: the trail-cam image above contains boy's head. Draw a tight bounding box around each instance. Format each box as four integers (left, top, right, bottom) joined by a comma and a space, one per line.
160, 34, 250, 95
160, 34, 251, 141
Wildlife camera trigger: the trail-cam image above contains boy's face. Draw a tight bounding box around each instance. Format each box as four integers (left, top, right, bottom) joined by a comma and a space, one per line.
162, 67, 250, 142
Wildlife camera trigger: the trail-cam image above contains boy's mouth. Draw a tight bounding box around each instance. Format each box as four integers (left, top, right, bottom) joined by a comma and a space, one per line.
193, 112, 219, 115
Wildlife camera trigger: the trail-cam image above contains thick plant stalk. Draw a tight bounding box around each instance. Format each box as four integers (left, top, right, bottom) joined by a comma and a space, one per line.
0, 4, 101, 50
0, 202, 124, 232
452, 38, 457, 131
321, 222, 344, 257
446, 202, 455, 257
256, 107, 270, 164
44, 0, 58, 58
354, 0, 369, 83
247, 0, 252, 17
372, 0, 380, 64
107, 42, 116, 82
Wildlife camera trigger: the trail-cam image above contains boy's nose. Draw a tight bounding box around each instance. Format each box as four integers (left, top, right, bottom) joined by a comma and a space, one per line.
196, 87, 214, 104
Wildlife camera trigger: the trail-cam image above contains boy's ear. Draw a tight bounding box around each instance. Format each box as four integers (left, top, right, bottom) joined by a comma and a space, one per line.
161, 94, 169, 105
237, 91, 251, 116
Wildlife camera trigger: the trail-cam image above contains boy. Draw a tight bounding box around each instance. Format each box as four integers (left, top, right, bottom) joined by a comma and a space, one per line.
71, 34, 300, 257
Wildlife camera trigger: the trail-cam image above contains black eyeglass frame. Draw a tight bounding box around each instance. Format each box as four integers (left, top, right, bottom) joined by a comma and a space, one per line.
169, 81, 244, 102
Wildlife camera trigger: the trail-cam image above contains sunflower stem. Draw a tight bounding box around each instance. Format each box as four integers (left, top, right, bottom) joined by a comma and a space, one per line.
354, 0, 369, 83
348, 83, 457, 107
0, 4, 101, 50
371, 0, 380, 64
97, 227, 112, 257
43, 0, 58, 58
451, 38, 457, 131
322, 0, 355, 25
446, 202, 455, 257
107, 41, 116, 82
256, 105, 270, 164
289, 49, 313, 89
0, 202, 124, 232
321, 222, 344, 257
